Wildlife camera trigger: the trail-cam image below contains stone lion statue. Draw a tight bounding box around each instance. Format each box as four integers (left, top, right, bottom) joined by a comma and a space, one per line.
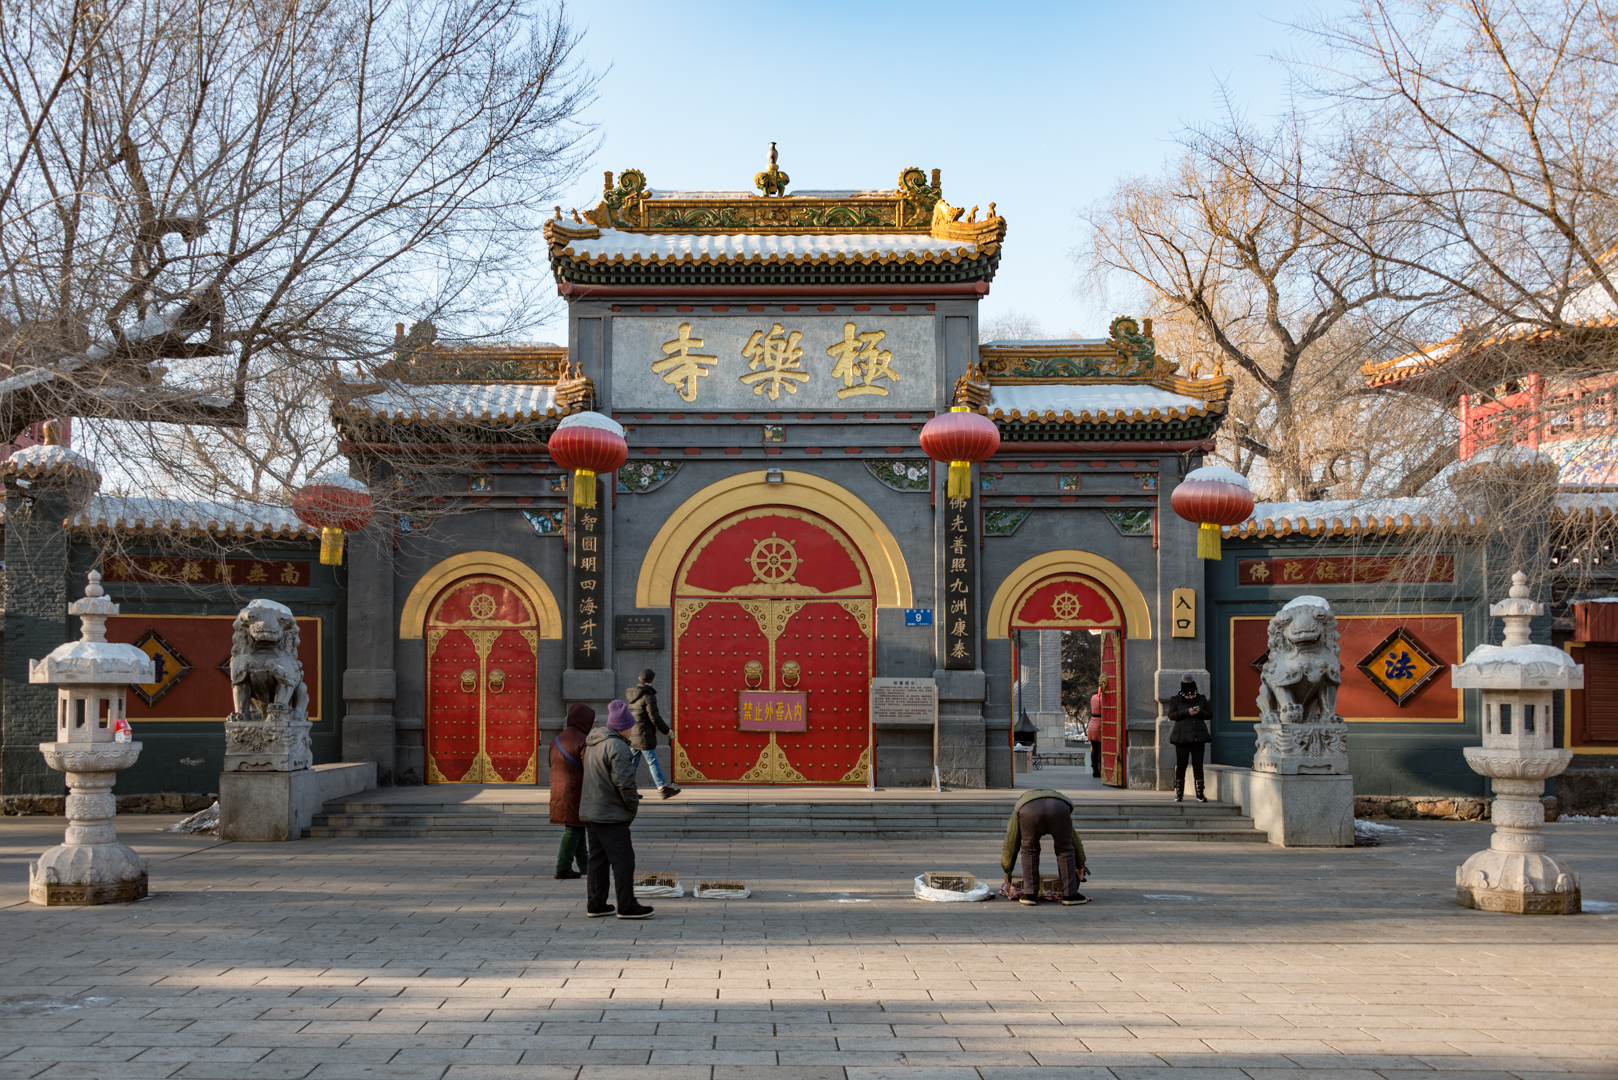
1257, 596, 1341, 724
228, 598, 309, 723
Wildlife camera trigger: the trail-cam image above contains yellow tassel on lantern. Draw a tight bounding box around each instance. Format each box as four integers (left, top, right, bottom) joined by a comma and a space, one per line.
572, 468, 597, 508
1197, 522, 1222, 560
947, 461, 972, 498
319, 526, 345, 565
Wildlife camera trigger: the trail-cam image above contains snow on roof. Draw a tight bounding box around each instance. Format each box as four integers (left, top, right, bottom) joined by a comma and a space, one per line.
71, 495, 314, 537
345, 382, 560, 424
0, 442, 101, 482
556, 231, 980, 266
1226, 495, 1478, 538
981, 338, 1109, 349
986, 383, 1211, 424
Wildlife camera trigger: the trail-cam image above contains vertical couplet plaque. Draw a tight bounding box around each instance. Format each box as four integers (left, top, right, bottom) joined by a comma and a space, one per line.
571, 483, 604, 668
943, 495, 976, 670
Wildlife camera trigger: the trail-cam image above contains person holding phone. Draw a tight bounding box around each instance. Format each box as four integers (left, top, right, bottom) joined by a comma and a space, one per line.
1167, 673, 1213, 802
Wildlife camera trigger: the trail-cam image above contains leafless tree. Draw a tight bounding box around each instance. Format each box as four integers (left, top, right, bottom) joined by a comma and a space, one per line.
0, 0, 596, 518
1083, 116, 1448, 502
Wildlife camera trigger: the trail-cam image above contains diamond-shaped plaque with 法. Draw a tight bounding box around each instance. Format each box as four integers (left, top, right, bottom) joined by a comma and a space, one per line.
131, 629, 194, 706
1357, 627, 1443, 706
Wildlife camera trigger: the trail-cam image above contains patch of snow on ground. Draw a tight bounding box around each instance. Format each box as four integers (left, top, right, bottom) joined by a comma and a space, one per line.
1355, 819, 1403, 835
1559, 814, 1618, 823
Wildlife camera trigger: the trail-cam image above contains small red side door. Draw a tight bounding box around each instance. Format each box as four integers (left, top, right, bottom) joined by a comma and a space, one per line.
1099, 630, 1126, 787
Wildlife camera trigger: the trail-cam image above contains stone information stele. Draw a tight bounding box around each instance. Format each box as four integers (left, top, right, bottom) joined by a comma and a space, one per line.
613, 614, 666, 651
870, 677, 938, 725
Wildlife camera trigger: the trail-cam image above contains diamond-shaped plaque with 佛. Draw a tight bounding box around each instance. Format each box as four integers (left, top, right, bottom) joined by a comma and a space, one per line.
1357, 627, 1443, 707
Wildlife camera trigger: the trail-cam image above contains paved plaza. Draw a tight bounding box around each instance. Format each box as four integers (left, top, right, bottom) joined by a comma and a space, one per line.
0, 812, 1615, 1080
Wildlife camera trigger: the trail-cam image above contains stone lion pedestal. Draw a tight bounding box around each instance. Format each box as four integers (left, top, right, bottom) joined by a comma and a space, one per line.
218, 599, 374, 841
1249, 596, 1355, 847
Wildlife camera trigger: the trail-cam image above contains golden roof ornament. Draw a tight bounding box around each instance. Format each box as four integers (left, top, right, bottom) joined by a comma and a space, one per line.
754, 142, 790, 197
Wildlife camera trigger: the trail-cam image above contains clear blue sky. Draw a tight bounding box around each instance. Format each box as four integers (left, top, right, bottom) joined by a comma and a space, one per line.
536, 0, 1310, 343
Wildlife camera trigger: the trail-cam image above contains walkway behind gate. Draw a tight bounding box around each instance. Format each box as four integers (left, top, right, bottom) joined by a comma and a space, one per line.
307, 766, 1267, 841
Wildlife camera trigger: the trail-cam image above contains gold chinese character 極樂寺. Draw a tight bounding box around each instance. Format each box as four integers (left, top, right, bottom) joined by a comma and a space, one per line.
826, 323, 899, 398
739, 324, 808, 401
653, 323, 719, 402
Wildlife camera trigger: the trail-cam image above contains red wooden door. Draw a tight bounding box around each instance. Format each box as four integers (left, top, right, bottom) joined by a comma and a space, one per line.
425, 577, 539, 783
672, 509, 873, 784
1099, 629, 1127, 787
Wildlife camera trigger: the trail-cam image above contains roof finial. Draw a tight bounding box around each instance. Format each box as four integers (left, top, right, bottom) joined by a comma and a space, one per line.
755, 142, 790, 197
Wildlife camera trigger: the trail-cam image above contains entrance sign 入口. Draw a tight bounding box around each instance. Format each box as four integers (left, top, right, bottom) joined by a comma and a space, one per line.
1171, 588, 1196, 638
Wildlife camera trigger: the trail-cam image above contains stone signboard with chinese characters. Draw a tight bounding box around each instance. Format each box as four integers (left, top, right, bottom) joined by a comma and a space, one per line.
103, 556, 311, 587
571, 494, 604, 669
1238, 555, 1454, 587
611, 316, 936, 411
870, 677, 938, 725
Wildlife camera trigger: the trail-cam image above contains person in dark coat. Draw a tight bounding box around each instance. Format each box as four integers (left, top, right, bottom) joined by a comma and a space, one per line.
1001, 788, 1089, 906
548, 703, 594, 879
624, 669, 680, 798
1166, 673, 1213, 802
579, 700, 653, 919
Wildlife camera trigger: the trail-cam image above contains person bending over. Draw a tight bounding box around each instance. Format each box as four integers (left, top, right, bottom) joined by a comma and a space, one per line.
579, 700, 654, 919
1001, 788, 1089, 906
625, 669, 680, 799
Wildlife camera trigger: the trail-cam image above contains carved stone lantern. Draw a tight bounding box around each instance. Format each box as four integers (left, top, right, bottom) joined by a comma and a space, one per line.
1451, 571, 1583, 914
28, 571, 156, 905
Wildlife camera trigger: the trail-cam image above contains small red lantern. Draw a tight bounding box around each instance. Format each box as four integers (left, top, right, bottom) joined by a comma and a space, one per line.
547, 411, 627, 509
919, 406, 1000, 498
293, 473, 374, 565
1170, 464, 1255, 560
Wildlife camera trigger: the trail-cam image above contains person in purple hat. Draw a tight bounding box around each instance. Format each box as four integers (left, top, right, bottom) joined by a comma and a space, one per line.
579, 699, 654, 919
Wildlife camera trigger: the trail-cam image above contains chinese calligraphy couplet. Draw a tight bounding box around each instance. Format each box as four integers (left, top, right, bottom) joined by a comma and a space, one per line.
571, 487, 604, 669
943, 496, 976, 671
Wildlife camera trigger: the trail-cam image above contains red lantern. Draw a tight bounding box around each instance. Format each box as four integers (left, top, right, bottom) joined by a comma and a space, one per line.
919, 406, 1000, 498
1170, 464, 1254, 560
547, 411, 627, 508
293, 473, 374, 565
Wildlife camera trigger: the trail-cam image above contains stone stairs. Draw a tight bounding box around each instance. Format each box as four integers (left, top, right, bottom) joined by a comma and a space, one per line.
306, 797, 1267, 842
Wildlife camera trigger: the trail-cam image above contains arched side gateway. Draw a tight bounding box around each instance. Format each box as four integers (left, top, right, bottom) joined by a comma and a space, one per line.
424, 576, 541, 784
1008, 574, 1129, 786
671, 506, 875, 785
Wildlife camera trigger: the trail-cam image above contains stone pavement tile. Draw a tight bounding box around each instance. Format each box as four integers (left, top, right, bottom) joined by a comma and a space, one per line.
575, 1067, 712, 1079
1371, 1072, 1525, 1080
517, 1049, 650, 1065
1203, 1040, 1336, 1055
389, 1048, 523, 1065
647, 1050, 780, 1064
591, 1036, 716, 1049
1111, 1069, 1253, 1080
1287, 1054, 1436, 1071
711, 1068, 845, 1080
259, 1048, 397, 1064
846, 1069, 983, 1080
92, 1031, 231, 1047
1237, 1070, 1384, 1080
714, 1038, 836, 1051
169, 1070, 316, 1080
303, 1064, 449, 1079
0, 1047, 143, 1062
778, 1050, 904, 1066
29, 1067, 179, 1080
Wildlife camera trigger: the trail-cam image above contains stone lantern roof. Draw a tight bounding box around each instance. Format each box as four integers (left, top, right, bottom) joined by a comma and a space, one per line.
29, 571, 154, 685
1451, 571, 1583, 691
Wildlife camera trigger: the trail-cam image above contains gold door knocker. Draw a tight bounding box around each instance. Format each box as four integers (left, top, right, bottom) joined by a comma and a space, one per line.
488, 669, 506, 694
743, 660, 764, 689
780, 660, 801, 689
459, 669, 478, 692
